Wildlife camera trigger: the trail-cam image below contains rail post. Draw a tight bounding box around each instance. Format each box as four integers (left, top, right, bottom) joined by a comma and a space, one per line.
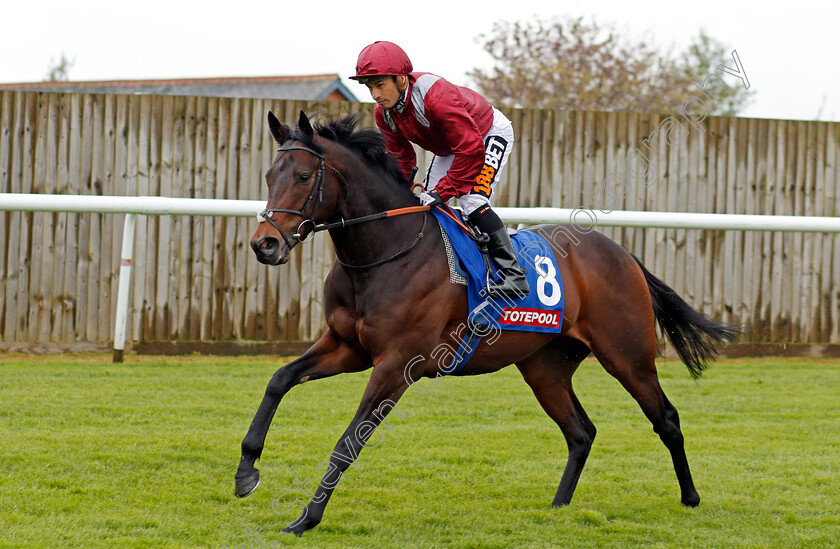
113, 213, 137, 363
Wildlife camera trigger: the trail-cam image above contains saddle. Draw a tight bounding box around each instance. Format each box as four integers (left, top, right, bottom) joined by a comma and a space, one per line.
434, 206, 518, 282
430, 205, 566, 374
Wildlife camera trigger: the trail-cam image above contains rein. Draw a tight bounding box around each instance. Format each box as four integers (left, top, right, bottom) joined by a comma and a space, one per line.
258, 143, 432, 270
336, 213, 428, 270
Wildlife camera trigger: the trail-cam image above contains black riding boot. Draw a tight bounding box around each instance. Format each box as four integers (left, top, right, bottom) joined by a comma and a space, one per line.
486, 227, 530, 299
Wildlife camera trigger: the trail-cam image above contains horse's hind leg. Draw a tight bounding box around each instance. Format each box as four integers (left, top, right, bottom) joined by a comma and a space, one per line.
590, 334, 700, 507
516, 338, 594, 507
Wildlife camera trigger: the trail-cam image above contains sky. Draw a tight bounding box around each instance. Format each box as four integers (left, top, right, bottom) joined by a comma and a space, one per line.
2, 0, 838, 122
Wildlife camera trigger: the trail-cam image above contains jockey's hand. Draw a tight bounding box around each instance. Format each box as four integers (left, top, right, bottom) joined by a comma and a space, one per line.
419, 190, 444, 207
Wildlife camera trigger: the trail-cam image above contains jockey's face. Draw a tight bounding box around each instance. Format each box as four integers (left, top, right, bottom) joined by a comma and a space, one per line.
365, 76, 407, 110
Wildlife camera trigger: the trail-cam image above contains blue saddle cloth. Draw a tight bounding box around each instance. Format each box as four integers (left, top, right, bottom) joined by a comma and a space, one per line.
431, 206, 565, 373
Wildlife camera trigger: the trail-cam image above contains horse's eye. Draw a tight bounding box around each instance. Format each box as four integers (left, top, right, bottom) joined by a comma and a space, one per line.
297, 172, 312, 184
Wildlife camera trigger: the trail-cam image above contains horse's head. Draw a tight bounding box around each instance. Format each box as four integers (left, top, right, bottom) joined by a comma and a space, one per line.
251, 110, 349, 265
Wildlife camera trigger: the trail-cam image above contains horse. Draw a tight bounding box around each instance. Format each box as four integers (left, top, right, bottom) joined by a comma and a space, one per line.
235, 110, 738, 536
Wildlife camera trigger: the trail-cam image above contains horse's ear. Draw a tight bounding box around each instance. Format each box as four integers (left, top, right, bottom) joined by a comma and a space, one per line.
297, 110, 314, 137
267, 111, 290, 144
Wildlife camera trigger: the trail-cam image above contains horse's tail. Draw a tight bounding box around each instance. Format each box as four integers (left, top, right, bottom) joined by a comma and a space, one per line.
632, 254, 740, 378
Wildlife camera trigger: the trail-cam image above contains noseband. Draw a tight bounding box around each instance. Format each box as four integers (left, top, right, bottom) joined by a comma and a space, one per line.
257, 144, 350, 248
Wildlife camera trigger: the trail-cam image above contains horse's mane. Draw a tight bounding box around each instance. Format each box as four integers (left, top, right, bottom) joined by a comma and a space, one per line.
293, 114, 411, 193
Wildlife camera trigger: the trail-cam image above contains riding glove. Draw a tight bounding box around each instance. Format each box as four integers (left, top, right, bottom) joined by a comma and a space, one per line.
419, 190, 444, 207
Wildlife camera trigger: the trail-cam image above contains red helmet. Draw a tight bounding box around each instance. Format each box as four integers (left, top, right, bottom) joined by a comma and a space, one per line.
350, 41, 413, 81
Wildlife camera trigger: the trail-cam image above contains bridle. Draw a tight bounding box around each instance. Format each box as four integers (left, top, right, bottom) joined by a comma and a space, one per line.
257, 144, 349, 248
257, 143, 430, 270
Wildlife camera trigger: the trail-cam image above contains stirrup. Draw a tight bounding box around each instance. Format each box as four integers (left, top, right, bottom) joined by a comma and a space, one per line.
487, 273, 530, 299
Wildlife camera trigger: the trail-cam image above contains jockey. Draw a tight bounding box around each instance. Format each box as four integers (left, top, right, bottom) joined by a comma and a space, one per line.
350, 40, 530, 299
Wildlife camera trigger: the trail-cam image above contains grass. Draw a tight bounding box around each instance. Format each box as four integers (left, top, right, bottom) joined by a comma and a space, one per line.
0, 354, 838, 548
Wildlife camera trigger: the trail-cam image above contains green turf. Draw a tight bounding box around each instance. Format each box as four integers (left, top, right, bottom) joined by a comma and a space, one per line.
0, 354, 838, 548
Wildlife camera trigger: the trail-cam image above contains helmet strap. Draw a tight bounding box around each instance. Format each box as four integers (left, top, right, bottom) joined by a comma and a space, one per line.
394, 84, 408, 113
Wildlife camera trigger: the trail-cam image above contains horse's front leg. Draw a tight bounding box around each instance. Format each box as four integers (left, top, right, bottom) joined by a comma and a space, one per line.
235, 328, 369, 498
281, 360, 410, 536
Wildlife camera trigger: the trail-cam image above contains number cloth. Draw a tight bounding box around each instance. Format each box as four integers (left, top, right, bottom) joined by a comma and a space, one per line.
430, 206, 565, 374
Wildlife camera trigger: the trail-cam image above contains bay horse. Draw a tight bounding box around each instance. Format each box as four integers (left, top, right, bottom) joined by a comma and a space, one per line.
235, 110, 738, 535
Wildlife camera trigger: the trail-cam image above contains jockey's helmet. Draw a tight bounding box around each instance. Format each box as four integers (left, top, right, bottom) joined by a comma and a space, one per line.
350, 41, 413, 83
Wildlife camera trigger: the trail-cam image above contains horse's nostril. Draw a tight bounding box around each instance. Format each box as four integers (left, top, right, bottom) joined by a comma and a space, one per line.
253, 237, 280, 257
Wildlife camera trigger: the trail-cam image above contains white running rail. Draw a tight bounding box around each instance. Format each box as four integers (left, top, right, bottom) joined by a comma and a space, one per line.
3, 193, 840, 362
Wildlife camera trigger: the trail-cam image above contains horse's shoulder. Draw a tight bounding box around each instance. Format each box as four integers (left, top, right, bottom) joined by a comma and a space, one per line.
322, 268, 362, 345
323, 265, 357, 310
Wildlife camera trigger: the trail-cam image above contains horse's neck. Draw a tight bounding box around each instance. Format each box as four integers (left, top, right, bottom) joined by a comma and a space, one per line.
328, 170, 425, 269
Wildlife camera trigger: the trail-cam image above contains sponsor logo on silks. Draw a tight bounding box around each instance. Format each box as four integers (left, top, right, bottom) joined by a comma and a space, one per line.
484, 136, 507, 170
471, 136, 508, 197
499, 307, 560, 328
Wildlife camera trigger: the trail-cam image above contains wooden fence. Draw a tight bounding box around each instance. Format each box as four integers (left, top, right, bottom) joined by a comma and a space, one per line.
1, 90, 838, 346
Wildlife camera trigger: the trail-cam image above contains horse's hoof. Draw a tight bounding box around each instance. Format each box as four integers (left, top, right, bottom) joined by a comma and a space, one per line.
234, 469, 261, 498
682, 493, 700, 507
281, 526, 304, 538
282, 521, 317, 537
282, 516, 320, 537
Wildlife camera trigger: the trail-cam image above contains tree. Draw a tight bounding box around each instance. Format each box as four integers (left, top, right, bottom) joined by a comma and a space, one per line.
676, 29, 752, 116
45, 53, 74, 82
468, 18, 753, 115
